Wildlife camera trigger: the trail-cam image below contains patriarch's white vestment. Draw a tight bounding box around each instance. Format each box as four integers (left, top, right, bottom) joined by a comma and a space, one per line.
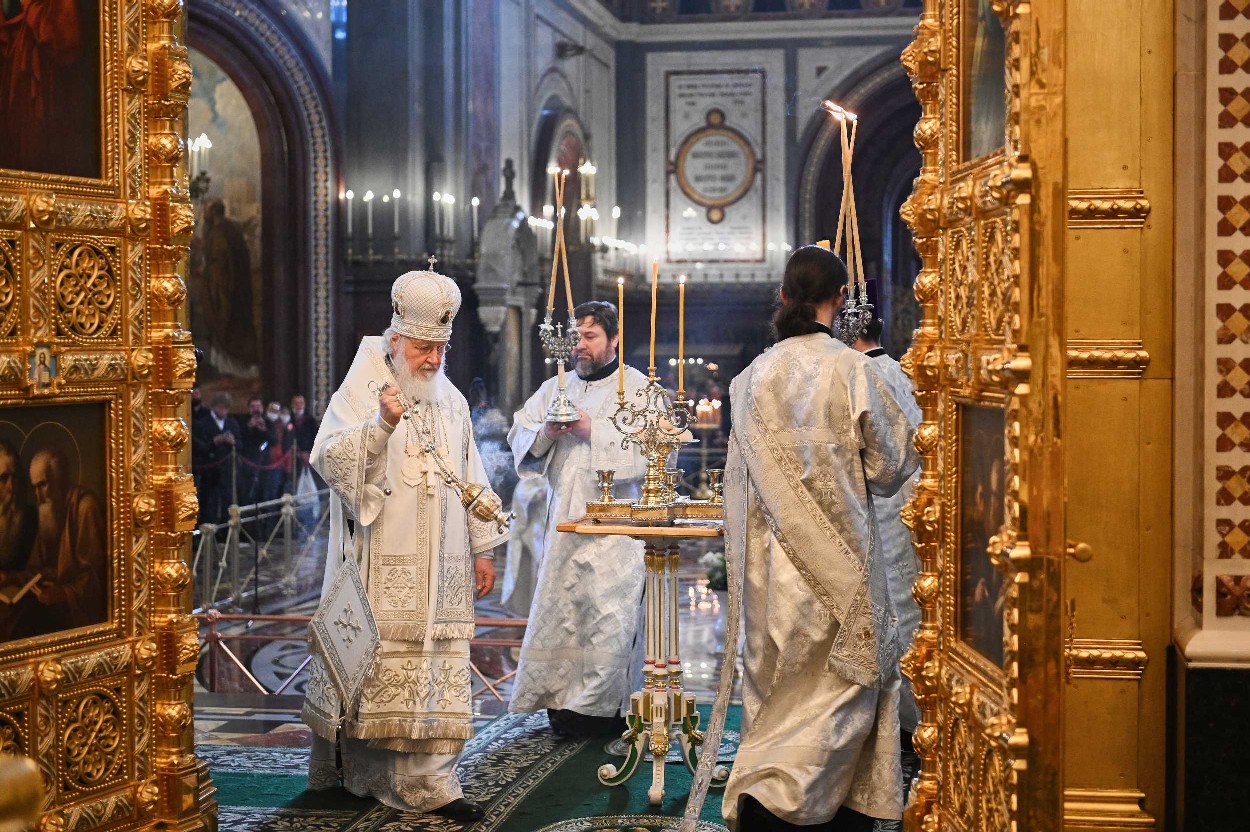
302, 337, 508, 810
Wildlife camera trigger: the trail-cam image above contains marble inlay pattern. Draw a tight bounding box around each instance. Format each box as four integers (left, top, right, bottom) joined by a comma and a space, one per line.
1206, 1, 1250, 619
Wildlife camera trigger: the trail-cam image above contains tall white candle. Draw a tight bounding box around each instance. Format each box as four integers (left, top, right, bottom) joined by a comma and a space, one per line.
678, 274, 686, 395
364, 190, 374, 237
433, 192, 442, 238
445, 194, 455, 243
392, 189, 401, 237
648, 260, 658, 373
345, 190, 354, 237
618, 276, 626, 400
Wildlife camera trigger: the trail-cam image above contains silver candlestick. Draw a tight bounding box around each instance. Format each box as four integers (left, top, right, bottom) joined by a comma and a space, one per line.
539, 310, 581, 423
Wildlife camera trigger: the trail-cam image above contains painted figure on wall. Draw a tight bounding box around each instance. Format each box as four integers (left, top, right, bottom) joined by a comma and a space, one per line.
186, 47, 264, 398
195, 199, 259, 378
0, 440, 36, 574
0, 0, 101, 177
30, 348, 53, 389
958, 406, 1007, 665
966, 0, 1006, 160
0, 410, 109, 644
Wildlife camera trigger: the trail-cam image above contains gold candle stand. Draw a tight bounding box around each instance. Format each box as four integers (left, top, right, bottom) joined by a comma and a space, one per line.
554, 519, 730, 804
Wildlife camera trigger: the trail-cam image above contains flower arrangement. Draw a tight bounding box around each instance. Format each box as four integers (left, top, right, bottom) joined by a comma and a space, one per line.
700, 551, 727, 592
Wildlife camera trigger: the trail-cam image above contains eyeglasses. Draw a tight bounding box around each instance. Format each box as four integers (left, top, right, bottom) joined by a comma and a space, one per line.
410, 341, 451, 357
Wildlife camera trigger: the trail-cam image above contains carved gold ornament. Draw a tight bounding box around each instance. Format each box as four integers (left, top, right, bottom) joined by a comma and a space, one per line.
125, 55, 151, 90
130, 347, 154, 380
146, 133, 183, 169
149, 275, 187, 310
126, 201, 152, 237
135, 780, 159, 814
154, 560, 191, 593
63, 691, 123, 787
153, 702, 191, 735
132, 492, 157, 527
169, 202, 194, 242
177, 632, 200, 669
37, 661, 64, 693
0, 241, 17, 338
133, 637, 158, 672
27, 192, 56, 230
38, 810, 65, 832
0, 712, 22, 755
1067, 189, 1151, 228
171, 343, 196, 385
1066, 340, 1151, 378
173, 482, 199, 530
151, 417, 189, 452
55, 244, 120, 338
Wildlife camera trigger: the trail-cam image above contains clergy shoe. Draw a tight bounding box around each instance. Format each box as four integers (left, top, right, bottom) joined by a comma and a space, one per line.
432, 798, 484, 822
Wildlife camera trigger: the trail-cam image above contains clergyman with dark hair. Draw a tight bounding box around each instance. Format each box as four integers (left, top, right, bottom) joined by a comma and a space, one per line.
687, 245, 921, 831
506, 300, 652, 737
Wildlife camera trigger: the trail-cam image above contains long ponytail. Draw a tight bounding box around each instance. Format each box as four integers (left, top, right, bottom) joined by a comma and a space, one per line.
771, 245, 849, 341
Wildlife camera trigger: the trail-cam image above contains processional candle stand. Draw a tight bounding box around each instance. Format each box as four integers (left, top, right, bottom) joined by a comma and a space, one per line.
556, 263, 729, 804
538, 167, 581, 423
820, 101, 874, 343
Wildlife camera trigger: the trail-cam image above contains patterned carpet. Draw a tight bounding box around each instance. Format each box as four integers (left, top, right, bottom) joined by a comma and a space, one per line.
205, 709, 738, 832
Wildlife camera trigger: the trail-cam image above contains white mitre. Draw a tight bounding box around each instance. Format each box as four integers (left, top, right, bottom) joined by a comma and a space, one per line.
390, 264, 461, 341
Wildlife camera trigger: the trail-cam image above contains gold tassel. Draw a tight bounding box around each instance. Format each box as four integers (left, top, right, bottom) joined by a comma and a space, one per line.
431, 621, 476, 641
369, 737, 467, 755
346, 717, 474, 742
301, 705, 340, 742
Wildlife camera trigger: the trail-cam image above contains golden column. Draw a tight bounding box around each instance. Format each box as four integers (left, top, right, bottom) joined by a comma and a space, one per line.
144, 0, 216, 828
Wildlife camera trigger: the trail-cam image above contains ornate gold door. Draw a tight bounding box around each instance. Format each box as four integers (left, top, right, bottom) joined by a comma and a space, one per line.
0, 1, 212, 832
901, 0, 1066, 830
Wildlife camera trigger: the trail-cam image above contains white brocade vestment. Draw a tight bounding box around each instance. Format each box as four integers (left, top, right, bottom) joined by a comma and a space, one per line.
866, 351, 924, 733
721, 334, 920, 827
302, 337, 508, 811
506, 363, 651, 717
501, 475, 547, 617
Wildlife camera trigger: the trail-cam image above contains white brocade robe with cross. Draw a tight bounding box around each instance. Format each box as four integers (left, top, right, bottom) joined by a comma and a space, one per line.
302, 337, 508, 811
506, 364, 651, 717
721, 334, 920, 827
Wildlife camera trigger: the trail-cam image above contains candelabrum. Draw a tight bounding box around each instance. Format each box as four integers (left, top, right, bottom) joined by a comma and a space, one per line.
610, 376, 691, 521
538, 310, 581, 423
837, 294, 875, 344
822, 100, 874, 345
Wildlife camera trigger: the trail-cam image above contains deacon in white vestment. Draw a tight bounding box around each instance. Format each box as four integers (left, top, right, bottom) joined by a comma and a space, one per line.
691, 246, 920, 832
854, 318, 924, 739
500, 475, 547, 617
302, 267, 508, 822
507, 301, 650, 736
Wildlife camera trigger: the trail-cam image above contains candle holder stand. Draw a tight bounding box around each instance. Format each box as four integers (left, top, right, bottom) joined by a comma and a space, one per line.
538, 310, 581, 423
553, 520, 730, 804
